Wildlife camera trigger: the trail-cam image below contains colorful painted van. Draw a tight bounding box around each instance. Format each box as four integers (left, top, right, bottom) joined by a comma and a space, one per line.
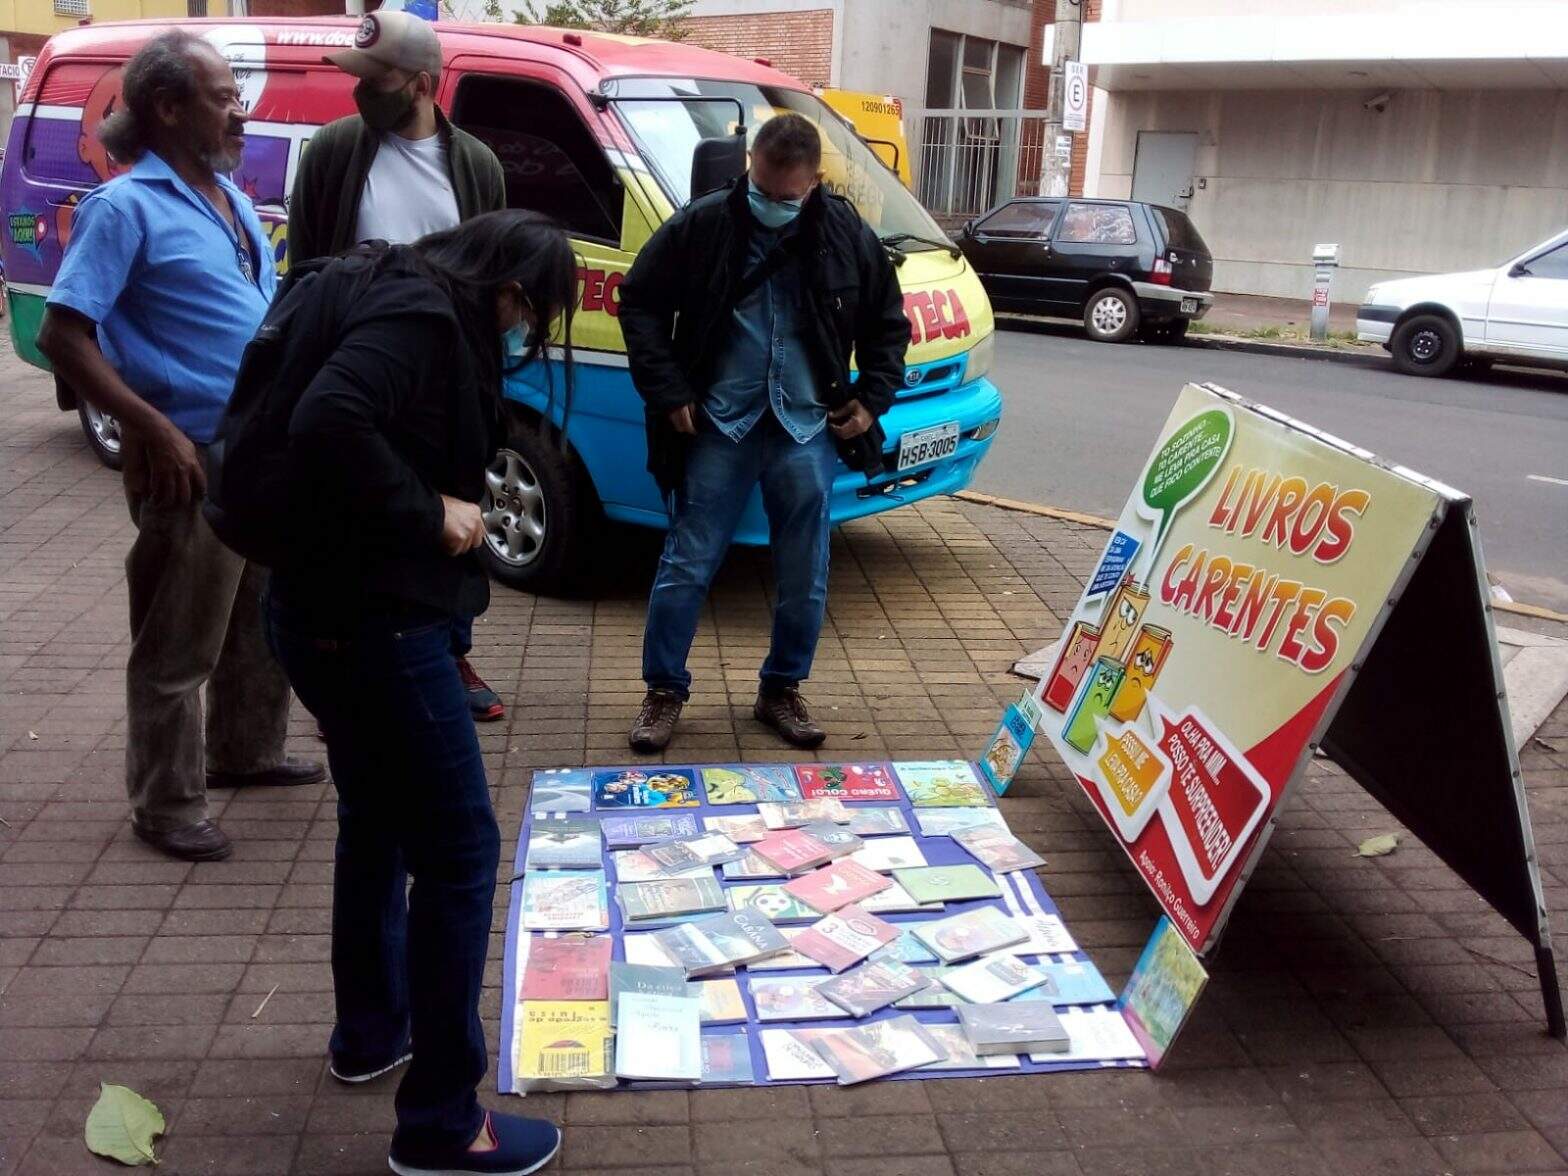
1, 19, 1003, 592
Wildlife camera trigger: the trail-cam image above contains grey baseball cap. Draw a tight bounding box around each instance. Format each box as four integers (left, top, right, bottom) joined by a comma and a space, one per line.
325, 12, 442, 80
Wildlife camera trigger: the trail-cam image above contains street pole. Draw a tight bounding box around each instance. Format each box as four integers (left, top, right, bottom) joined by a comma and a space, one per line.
1042, 0, 1082, 198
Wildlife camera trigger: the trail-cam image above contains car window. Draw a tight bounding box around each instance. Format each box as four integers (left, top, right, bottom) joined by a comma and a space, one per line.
977, 200, 1058, 239
1058, 203, 1137, 246
1523, 242, 1568, 280
1152, 206, 1208, 254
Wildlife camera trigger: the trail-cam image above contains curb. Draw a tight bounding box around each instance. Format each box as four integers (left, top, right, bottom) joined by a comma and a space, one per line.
994, 313, 1386, 369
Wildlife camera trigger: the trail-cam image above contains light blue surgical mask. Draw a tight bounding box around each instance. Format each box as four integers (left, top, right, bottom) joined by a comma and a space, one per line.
502, 322, 529, 359
747, 181, 804, 230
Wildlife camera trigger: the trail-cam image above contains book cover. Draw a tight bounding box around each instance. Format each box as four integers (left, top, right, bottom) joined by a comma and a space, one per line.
653, 910, 789, 976
816, 958, 931, 1017
977, 704, 1037, 795
608, 961, 687, 1027
646, 832, 745, 874
699, 1031, 756, 1084
592, 766, 700, 809
749, 976, 849, 1022
704, 814, 769, 844
891, 865, 1002, 905
848, 835, 928, 873
522, 871, 609, 932
757, 799, 850, 829
520, 933, 612, 1001
751, 829, 833, 875
914, 807, 1008, 837
1029, 1007, 1146, 1064
600, 812, 700, 850
524, 817, 602, 871
1118, 915, 1209, 1069
721, 849, 786, 880
1040, 959, 1116, 1006
920, 1023, 1022, 1071
1015, 912, 1079, 955
810, 1015, 946, 1084
617, 874, 726, 923
846, 806, 910, 837
952, 825, 1046, 874
747, 927, 821, 972
796, 822, 864, 859
791, 904, 900, 972
760, 1028, 835, 1080
694, 978, 748, 1024
858, 879, 944, 915
529, 769, 593, 813
783, 860, 892, 914
867, 929, 940, 967
913, 906, 1027, 963
614, 991, 701, 1080
941, 953, 1050, 1004
796, 763, 900, 801
893, 761, 991, 808
724, 883, 822, 924
610, 849, 710, 884
700, 765, 801, 805
649, 921, 731, 976
516, 1001, 612, 1084
894, 966, 963, 1008
958, 1002, 1069, 1054
621, 934, 684, 970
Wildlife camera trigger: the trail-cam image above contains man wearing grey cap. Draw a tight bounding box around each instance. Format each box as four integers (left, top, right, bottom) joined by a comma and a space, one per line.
288, 9, 511, 726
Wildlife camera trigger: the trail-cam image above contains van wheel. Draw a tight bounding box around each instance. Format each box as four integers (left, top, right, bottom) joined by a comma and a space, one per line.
1084, 288, 1140, 343
1391, 313, 1459, 377
78, 401, 124, 470
481, 411, 597, 596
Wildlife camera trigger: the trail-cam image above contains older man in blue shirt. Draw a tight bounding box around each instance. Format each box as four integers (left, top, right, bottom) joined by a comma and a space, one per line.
39, 30, 322, 862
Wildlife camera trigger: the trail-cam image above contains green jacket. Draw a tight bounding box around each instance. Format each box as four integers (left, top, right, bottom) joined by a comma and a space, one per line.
286, 108, 505, 265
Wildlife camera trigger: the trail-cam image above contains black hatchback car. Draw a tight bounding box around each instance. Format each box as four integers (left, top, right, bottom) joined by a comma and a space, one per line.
956, 197, 1214, 343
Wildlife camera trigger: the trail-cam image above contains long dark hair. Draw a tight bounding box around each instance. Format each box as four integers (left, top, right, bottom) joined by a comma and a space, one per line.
410, 210, 577, 421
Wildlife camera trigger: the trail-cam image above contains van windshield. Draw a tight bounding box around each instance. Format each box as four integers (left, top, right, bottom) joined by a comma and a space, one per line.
605, 77, 947, 248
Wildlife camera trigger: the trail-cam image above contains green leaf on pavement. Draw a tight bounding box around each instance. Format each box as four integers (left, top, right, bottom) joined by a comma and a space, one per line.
1357, 833, 1399, 858
85, 1082, 164, 1166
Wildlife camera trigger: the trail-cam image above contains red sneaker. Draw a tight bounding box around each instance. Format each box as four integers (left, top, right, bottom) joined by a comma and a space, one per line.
458, 657, 506, 722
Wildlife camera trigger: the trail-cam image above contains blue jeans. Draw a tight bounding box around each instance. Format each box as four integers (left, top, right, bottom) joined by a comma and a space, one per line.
643, 414, 838, 699
265, 600, 498, 1152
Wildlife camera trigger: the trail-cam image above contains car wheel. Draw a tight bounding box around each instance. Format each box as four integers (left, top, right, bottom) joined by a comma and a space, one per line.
78, 401, 125, 470
1390, 313, 1459, 377
1084, 287, 1140, 343
480, 410, 597, 595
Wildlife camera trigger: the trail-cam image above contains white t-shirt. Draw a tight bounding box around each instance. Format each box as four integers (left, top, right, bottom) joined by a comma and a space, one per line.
353, 130, 461, 246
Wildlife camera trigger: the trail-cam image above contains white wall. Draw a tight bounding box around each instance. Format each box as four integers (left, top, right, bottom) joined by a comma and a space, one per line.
1094, 87, 1568, 300
837, 0, 1031, 105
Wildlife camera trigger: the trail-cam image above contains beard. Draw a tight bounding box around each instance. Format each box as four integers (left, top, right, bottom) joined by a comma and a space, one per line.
199, 135, 246, 174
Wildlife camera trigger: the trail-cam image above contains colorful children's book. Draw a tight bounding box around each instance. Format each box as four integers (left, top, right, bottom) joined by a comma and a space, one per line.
699, 1031, 756, 1084
848, 835, 928, 873
721, 849, 786, 880
515, 1001, 613, 1087
651, 910, 790, 977
790, 905, 900, 972
592, 766, 701, 809
891, 864, 1002, 905
757, 799, 851, 829
977, 704, 1037, 795
940, 953, 1051, 1004
810, 1015, 946, 1084
600, 812, 700, 850
700, 765, 802, 805
914, 807, 1008, 837
846, 806, 910, 837
529, 769, 593, 813
749, 976, 849, 1022
694, 978, 748, 1024
783, 860, 891, 914
816, 958, 931, 1017
524, 818, 602, 870
521, 871, 609, 932
894, 761, 991, 808
913, 905, 1027, 963
520, 933, 612, 1000
645, 832, 746, 874
952, 825, 1046, 874
616, 874, 726, 923
703, 814, 770, 844
920, 1023, 1022, 1071
958, 1002, 1069, 1055
614, 991, 702, 1080
760, 1028, 836, 1080
724, 883, 822, 924
610, 849, 711, 884
751, 828, 834, 875
1118, 915, 1209, 1069
608, 961, 687, 1027
796, 763, 900, 801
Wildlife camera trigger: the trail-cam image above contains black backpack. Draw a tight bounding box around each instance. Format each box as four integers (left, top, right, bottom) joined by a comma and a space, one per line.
203, 245, 385, 566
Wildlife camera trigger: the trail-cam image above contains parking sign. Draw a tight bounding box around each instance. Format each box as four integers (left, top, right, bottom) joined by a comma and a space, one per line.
1064, 60, 1088, 133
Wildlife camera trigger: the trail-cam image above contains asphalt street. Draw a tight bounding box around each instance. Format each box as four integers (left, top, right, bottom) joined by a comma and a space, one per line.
978, 322, 1568, 612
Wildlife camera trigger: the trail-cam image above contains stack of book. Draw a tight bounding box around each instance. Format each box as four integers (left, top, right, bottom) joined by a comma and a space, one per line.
956, 1002, 1070, 1055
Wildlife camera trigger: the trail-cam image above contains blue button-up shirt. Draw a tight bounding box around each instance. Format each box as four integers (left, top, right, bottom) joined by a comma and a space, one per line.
703, 220, 825, 444
48, 152, 276, 444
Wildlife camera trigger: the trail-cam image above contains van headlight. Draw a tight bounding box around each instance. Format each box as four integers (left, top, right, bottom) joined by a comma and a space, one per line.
964, 331, 996, 384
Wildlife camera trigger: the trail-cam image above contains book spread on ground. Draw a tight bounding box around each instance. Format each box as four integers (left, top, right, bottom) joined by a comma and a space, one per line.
516, 1001, 612, 1085
894, 966, 964, 1008
892, 864, 1002, 905
914, 807, 1008, 837
699, 1031, 756, 1083
522, 871, 609, 932
529, 769, 592, 813
751, 828, 835, 875
1015, 912, 1079, 955
525, 818, 602, 870
846, 806, 911, 836
652, 910, 791, 977
784, 860, 892, 913
608, 961, 686, 1027
921, 1023, 1022, 1070
722, 849, 786, 880
617, 874, 726, 923
913, 906, 1027, 963
848, 835, 929, 873
700, 765, 802, 805
1039, 960, 1116, 1006
614, 991, 701, 1080
817, 958, 932, 1017
958, 1002, 1070, 1055
790, 905, 900, 972
748, 927, 821, 971
811, 1015, 946, 1084
592, 767, 701, 809
750, 976, 850, 1022
758, 799, 851, 828
894, 761, 991, 807
645, 832, 746, 874
796, 822, 865, 859
694, 978, 748, 1024
600, 812, 700, 850
760, 1028, 836, 1081
703, 814, 769, 843
796, 763, 900, 801
724, 883, 822, 924
868, 930, 940, 967
520, 933, 612, 1000
610, 849, 711, 884
940, 953, 1051, 1004
952, 825, 1046, 874
858, 879, 943, 914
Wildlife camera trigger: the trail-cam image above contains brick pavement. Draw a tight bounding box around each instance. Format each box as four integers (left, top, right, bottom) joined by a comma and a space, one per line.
2, 338, 1566, 1175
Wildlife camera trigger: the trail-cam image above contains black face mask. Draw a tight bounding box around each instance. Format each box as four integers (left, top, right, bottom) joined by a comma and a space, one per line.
353, 77, 417, 134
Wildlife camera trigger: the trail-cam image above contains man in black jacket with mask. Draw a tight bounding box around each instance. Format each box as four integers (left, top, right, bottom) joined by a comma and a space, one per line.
620, 113, 910, 753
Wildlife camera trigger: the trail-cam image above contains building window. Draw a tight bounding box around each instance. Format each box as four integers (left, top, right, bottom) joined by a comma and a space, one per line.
187, 0, 207, 14
920, 30, 1030, 218
52, 0, 89, 16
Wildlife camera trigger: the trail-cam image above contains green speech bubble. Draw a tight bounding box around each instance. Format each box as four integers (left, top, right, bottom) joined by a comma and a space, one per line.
1139, 407, 1234, 559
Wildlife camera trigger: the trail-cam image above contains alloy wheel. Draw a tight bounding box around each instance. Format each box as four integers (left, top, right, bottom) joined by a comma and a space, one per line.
482, 448, 547, 568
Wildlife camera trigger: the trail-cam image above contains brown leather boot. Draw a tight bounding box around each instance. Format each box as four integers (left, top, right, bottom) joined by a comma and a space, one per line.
629, 689, 685, 753
754, 686, 826, 749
